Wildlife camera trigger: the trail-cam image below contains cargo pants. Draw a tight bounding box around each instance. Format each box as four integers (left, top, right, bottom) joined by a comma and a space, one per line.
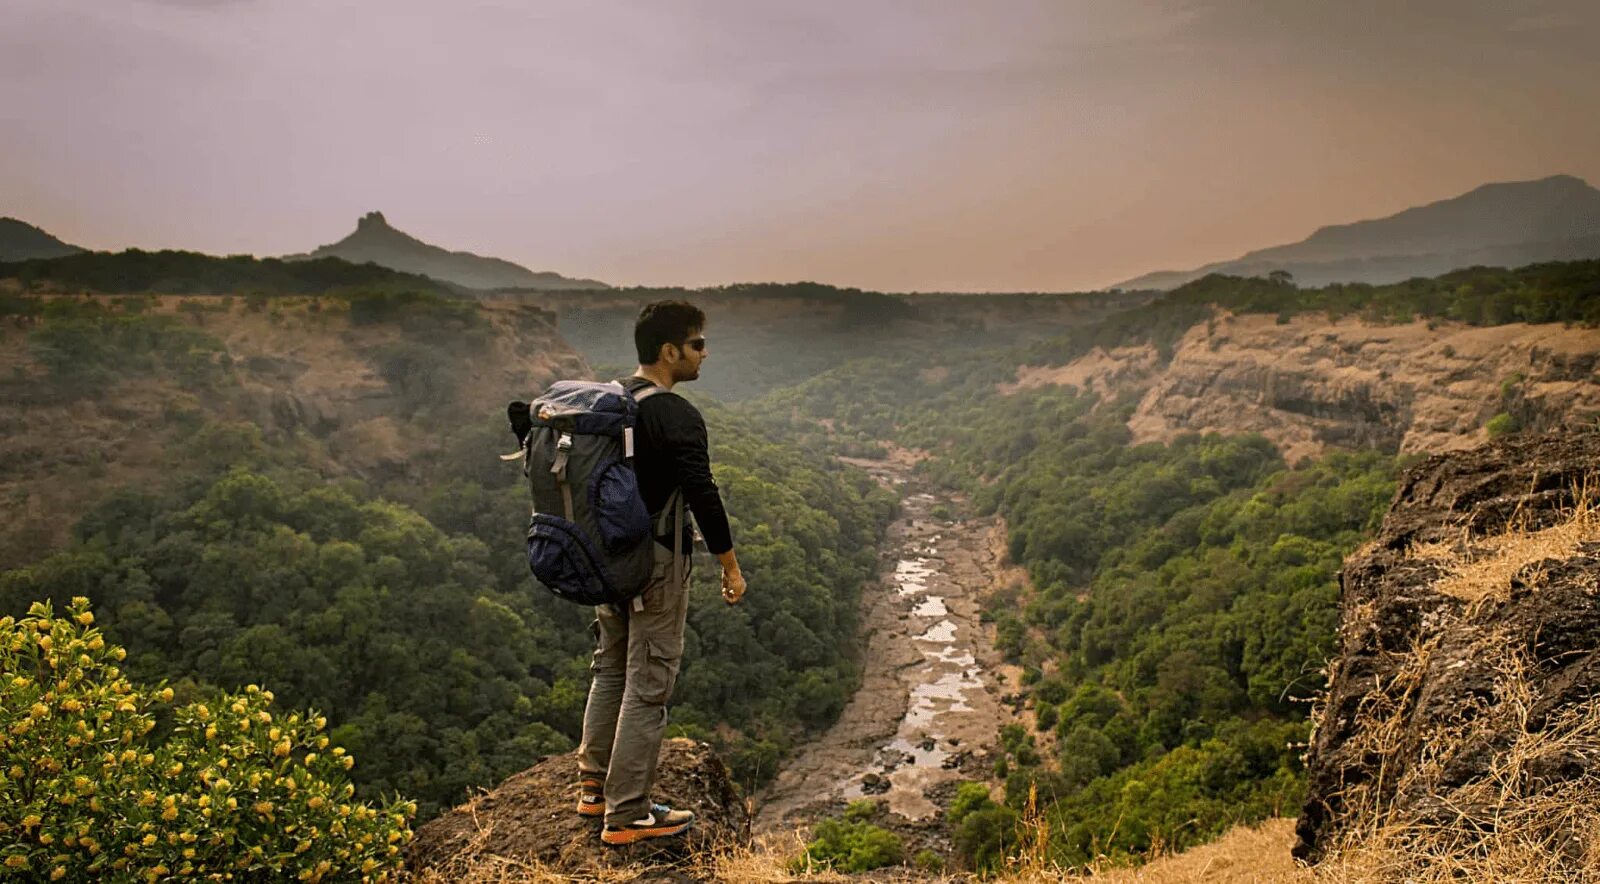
576, 540, 690, 827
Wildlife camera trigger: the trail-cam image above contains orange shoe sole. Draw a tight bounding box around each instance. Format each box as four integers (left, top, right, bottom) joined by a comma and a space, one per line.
577, 798, 605, 817
600, 819, 692, 845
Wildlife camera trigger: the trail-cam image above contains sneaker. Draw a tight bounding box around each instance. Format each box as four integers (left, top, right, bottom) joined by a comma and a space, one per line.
576, 775, 604, 817
600, 803, 695, 845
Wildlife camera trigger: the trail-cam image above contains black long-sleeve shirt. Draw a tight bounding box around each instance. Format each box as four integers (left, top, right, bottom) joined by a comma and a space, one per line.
626, 382, 733, 555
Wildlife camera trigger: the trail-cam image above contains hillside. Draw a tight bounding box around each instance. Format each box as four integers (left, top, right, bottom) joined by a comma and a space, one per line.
286, 211, 607, 291
1008, 313, 1600, 464
0, 217, 86, 261
1118, 175, 1600, 290
0, 291, 584, 567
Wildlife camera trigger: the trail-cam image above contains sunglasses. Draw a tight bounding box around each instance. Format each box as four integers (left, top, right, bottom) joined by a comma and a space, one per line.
684, 336, 706, 353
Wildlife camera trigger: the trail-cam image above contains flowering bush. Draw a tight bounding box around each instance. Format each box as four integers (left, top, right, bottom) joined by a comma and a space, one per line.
0, 598, 414, 881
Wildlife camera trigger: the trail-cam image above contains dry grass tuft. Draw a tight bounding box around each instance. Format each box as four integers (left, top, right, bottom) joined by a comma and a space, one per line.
1407, 476, 1598, 603
1313, 647, 1600, 883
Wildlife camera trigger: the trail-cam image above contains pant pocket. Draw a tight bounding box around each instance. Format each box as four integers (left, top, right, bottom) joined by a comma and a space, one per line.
636, 637, 683, 705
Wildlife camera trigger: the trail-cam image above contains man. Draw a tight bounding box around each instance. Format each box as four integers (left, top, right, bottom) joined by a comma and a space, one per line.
576, 299, 747, 845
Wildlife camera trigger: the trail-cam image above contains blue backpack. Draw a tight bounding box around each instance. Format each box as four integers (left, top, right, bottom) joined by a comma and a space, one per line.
505, 380, 684, 610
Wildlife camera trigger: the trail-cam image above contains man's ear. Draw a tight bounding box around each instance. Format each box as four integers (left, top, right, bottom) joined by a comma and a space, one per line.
661, 342, 680, 364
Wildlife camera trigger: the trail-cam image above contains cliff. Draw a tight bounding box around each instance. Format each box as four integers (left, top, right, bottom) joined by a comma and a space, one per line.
1295, 433, 1600, 877
1006, 313, 1600, 464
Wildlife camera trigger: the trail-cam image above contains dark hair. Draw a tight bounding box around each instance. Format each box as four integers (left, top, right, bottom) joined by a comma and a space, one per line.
634, 300, 706, 364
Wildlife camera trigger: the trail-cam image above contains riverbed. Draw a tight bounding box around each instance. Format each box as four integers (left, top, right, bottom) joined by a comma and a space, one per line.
753, 458, 1013, 832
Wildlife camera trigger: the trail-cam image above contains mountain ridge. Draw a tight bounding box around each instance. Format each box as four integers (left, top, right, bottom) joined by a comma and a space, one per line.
1116, 174, 1600, 290
0, 217, 86, 261
283, 211, 608, 291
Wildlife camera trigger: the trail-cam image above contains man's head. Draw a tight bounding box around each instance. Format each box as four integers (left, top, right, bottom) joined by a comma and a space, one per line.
634, 300, 707, 383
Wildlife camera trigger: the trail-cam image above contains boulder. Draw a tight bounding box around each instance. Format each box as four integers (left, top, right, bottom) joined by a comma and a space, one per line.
406, 739, 750, 880
1295, 432, 1600, 861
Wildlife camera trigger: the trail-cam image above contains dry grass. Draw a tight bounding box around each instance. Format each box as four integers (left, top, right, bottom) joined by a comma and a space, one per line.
1304, 480, 1600, 880
1407, 475, 1598, 603
1313, 654, 1600, 881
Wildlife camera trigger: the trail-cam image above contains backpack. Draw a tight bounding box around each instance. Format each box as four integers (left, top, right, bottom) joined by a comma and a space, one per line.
505, 379, 685, 610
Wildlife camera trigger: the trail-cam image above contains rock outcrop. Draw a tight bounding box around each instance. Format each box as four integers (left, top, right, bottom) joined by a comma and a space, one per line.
1009, 312, 1600, 465
1295, 433, 1600, 863
406, 739, 750, 881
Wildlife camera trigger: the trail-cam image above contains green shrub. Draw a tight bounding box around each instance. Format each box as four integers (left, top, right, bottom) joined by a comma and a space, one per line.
794, 800, 904, 873
0, 598, 413, 881
1486, 411, 1520, 439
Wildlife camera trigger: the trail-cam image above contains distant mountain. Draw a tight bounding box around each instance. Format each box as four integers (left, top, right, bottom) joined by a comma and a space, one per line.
1116, 175, 1600, 290
0, 218, 85, 261
284, 212, 607, 291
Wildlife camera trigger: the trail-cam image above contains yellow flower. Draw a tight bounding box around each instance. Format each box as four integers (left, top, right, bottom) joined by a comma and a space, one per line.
343, 755, 355, 770
256, 711, 271, 724
88, 635, 104, 650
254, 801, 274, 816
158, 687, 174, 703
38, 635, 52, 651
204, 725, 217, 740
331, 747, 345, 757
114, 647, 127, 661
143, 833, 158, 847
167, 762, 184, 775
162, 805, 178, 821
304, 753, 317, 765
195, 704, 210, 720
71, 596, 89, 608
51, 867, 67, 881
39, 833, 54, 845
30, 703, 48, 719
76, 611, 94, 625
4, 856, 27, 869
21, 814, 41, 828
307, 796, 325, 809
273, 739, 291, 758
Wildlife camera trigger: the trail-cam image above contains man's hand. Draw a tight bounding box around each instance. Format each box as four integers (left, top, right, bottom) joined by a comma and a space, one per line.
717, 550, 746, 605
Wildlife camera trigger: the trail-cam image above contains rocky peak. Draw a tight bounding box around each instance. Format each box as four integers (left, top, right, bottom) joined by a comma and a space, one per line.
406, 739, 751, 880
356, 210, 389, 231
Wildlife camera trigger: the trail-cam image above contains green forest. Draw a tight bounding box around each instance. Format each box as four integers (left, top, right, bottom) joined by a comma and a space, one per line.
3, 257, 1595, 877
0, 293, 894, 834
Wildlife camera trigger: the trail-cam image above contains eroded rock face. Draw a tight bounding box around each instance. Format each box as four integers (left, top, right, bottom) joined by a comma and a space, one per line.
1294, 433, 1600, 861
406, 739, 750, 880
1007, 313, 1600, 465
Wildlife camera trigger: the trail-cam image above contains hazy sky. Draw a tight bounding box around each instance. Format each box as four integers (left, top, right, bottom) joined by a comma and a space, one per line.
5, 1, 1599, 291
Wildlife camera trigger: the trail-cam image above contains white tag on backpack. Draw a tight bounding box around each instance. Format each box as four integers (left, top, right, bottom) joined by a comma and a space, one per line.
623, 427, 634, 458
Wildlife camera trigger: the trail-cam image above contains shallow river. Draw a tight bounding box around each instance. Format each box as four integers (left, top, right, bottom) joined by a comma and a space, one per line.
754, 460, 1012, 830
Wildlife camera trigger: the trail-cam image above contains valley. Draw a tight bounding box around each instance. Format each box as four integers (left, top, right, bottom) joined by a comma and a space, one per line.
755, 459, 1011, 834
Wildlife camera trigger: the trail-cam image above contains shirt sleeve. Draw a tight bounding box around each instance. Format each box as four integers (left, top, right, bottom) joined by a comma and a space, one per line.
658, 397, 734, 555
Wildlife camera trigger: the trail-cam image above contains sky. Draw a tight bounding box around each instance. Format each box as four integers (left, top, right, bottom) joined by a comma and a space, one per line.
4, 1, 1599, 292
